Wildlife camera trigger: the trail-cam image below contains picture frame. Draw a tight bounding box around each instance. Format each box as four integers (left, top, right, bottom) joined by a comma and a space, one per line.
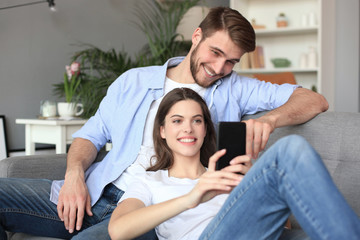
0, 115, 9, 160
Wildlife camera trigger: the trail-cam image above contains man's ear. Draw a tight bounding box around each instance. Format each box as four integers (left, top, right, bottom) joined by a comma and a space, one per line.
192, 27, 202, 46
160, 126, 166, 139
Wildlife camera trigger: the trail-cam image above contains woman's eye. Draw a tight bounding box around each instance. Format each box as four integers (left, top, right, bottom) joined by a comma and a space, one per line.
172, 119, 181, 124
194, 119, 203, 124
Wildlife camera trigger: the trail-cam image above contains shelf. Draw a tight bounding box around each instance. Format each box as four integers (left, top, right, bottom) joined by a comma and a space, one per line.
235, 68, 318, 74
231, 0, 321, 92
255, 26, 318, 37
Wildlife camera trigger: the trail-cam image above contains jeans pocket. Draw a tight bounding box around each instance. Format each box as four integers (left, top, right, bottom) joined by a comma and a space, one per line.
85, 184, 124, 226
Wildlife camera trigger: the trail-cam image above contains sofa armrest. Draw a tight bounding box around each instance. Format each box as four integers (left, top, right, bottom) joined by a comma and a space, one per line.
0, 154, 67, 180
0, 151, 108, 180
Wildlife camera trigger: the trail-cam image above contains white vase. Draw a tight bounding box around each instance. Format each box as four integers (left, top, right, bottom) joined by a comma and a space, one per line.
307, 47, 317, 68
57, 102, 84, 119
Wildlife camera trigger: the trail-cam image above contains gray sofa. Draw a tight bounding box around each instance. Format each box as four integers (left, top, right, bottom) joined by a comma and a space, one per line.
1, 111, 359, 239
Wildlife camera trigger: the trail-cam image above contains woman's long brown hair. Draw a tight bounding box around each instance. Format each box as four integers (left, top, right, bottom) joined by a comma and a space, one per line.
147, 88, 216, 171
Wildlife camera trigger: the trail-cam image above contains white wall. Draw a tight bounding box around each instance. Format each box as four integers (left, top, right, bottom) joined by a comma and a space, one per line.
0, 0, 226, 151
319, 0, 359, 112
334, 0, 360, 112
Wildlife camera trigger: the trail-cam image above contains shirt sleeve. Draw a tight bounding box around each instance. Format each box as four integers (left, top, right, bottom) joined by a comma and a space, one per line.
119, 179, 152, 206
72, 75, 124, 151
233, 74, 300, 116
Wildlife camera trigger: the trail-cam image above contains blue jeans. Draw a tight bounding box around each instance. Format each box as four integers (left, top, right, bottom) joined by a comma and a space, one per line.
0, 180, 156, 240
200, 135, 360, 240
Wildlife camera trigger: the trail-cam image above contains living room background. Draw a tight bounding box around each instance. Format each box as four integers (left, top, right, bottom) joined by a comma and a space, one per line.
0, 0, 358, 152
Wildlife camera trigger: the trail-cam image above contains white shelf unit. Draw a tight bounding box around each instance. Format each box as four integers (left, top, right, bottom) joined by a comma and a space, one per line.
230, 0, 322, 92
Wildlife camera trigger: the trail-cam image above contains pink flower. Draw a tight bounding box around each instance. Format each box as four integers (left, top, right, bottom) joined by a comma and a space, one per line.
65, 65, 72, 80
70, 62, 80, 76
65, 62, 81, 80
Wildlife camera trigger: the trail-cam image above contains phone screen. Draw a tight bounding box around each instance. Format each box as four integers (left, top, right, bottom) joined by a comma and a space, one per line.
215, 121, 246, 171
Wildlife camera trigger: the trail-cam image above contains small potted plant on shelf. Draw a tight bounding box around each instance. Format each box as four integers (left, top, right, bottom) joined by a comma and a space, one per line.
53, 62, 84, 119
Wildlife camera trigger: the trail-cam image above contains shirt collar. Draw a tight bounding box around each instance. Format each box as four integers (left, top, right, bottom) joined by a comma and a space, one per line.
147, 57, 185, 90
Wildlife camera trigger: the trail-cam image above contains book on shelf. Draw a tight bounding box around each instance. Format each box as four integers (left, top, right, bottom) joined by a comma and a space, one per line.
239, 46, 265, 70
239, 53, 250, 69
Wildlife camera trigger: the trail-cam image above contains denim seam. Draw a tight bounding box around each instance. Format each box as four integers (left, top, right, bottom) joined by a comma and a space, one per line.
283, 172, 328, 239
99, 204, 113, 222
0, 208, 61, 221
268, 156, 328, 239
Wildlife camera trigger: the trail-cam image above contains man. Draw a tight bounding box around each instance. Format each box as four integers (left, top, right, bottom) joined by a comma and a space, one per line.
0, 7, 328, 240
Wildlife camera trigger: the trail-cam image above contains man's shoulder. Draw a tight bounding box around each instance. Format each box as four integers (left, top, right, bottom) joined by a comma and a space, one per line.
218, 71, 259, 87
117, 57, 183, 79
111, 65, 165, 89
124, 65, 164, 75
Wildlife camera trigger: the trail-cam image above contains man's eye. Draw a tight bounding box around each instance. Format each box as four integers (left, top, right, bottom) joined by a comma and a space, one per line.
211, 50, 219, 55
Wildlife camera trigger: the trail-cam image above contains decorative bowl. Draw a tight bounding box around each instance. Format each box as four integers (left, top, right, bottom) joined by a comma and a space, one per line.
271, 58, 291, 68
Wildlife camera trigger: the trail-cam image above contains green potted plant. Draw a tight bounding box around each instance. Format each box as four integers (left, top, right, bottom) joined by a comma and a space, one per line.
54, 62, 84, 119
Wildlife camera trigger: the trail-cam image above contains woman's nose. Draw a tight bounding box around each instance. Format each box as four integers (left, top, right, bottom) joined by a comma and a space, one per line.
183, 122, 193, 133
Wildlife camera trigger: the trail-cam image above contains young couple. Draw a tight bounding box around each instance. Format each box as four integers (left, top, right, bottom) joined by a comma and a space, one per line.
1, 6, 331, 240
108, 88, 360, 240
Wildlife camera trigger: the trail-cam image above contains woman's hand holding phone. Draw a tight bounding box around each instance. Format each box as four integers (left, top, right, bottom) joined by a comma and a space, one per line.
220, 152, 252, 175
185, 149, 251, 209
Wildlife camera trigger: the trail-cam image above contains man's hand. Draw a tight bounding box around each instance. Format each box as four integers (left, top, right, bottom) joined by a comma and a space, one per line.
56, 138, 98, 233
243, 88, 328, 159
57, 168, 93, 233
243, 117, 275, 159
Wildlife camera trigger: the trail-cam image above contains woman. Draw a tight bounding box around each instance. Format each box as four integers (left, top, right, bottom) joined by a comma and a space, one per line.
109, 88, 359, 240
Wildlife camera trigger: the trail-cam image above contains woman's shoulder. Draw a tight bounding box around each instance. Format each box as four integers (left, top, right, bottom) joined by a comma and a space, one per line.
144, 169, 169, 181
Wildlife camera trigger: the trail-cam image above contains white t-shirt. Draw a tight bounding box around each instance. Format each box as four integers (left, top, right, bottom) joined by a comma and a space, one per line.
119, 170, 228, 240
113, 78, 206, 191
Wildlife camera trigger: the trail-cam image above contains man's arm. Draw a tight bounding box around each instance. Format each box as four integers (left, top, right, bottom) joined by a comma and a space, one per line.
56, 138, 98, 233
244, 87, 329, 158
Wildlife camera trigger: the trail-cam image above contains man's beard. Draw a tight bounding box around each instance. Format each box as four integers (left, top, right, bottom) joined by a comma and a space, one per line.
189, 43, 224, 88
190, 43, 203, 86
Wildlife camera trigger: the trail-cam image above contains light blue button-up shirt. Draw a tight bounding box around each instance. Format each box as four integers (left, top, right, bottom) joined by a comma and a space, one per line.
50, 57, 298, 205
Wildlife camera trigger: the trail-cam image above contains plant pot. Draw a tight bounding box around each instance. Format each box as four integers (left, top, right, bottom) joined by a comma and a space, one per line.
57, 102, 84, 119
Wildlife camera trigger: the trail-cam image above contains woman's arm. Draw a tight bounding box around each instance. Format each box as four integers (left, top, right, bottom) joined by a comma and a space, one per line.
109, 151, 245, 240
108, 196, 190, 240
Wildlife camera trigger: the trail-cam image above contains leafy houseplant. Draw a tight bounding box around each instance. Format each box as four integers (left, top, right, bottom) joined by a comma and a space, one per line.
64, 63, 81, 103
55, 0, 201, 119
134, 0, 200, 65
54, 62, 85, 118
69, 47, 137, 118
53, 62, 82, 103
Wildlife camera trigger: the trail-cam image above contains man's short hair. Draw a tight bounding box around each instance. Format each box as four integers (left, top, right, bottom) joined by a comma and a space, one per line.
199, 7, 256, 52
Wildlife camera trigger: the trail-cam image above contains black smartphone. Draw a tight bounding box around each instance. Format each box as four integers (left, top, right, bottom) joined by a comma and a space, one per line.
215, 121, 246, 171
